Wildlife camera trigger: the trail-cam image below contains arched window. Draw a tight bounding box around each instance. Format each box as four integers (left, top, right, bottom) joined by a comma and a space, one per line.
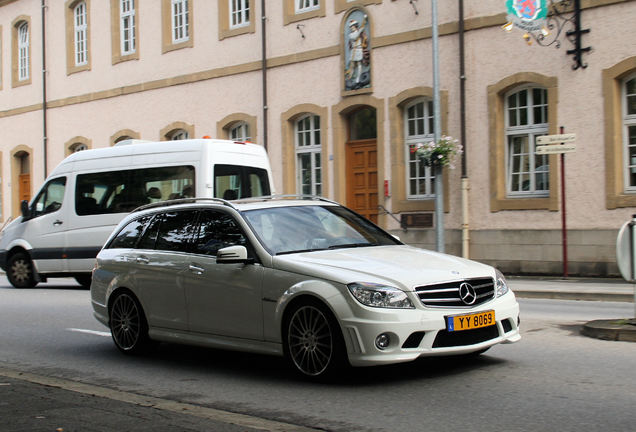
74, 2, 88, 66
623, 74, 636, 191
18, 22, 29, 81
168, 129, 189, 140
230, 122, 250, 141
295, 114, 321, 196
405, 98, 434, 198
505, 85, 549, 196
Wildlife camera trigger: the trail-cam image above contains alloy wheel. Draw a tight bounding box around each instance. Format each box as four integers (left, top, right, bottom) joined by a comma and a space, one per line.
110, 293, 143, 352
287, 305, 334, 376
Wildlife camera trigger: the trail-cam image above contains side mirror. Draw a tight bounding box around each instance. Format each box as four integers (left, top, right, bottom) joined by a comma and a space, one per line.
20, 200, 30, 219
216, 245, 253, 264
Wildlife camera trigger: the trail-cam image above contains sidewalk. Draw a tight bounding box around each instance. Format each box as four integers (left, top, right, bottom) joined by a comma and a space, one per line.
508, 276, 636, 343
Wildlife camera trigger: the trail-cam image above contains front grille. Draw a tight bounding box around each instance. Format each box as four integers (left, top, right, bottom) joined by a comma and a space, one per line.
415, 277, 495, 308
433, 325, 499, 348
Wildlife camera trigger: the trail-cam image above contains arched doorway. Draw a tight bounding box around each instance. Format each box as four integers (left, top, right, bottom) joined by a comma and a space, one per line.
12, 149, 31, 217
346, 107, 378, 223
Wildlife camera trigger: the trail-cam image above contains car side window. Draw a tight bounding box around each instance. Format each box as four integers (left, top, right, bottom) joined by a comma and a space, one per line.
31, 177, 66, 218
108, 215, 152, 249
193, 210, 247, 256
154, 211, 198, 253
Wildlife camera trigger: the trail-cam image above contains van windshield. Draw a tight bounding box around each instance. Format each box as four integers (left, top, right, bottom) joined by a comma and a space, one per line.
75, 165, 195, 215
214, 164, 270, 200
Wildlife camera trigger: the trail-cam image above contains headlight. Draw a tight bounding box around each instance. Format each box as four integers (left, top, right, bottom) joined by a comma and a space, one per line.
496, 269, 509, 297
347, 282, 414, 309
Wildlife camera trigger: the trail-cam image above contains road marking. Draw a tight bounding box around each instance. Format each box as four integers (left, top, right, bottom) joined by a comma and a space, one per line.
0, 366, 320, 432
66, 328, 111, 337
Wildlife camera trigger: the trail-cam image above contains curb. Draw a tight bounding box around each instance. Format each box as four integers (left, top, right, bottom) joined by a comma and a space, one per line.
581, 319, 636, 343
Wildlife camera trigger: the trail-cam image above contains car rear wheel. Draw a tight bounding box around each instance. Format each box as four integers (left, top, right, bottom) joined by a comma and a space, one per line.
109, 292, 150, 354
284, 300, 346, 378
7, 252, 37, 288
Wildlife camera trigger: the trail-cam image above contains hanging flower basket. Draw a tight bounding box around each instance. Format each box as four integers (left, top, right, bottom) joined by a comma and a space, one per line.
410, 136, 463, 169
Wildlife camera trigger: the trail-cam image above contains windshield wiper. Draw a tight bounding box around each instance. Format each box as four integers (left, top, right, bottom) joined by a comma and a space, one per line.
327, 243, 376, 250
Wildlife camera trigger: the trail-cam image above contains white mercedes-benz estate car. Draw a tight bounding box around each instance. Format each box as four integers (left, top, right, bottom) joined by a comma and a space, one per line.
90, 196, 520, 377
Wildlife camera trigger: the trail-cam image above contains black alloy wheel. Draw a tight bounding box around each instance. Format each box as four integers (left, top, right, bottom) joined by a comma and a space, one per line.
285, 300, 345, 377
109, 292, 149, 354
7, 252, 36, 288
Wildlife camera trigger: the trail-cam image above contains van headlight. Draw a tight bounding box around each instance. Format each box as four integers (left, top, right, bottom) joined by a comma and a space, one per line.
496, 269, 509, 297
347, 282, 414, 309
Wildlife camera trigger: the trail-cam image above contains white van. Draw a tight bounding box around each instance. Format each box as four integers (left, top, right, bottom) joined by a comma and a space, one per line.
0, 138, 275, 288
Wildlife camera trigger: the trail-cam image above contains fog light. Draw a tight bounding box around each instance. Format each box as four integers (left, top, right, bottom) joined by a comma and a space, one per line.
375, 333, 390, 350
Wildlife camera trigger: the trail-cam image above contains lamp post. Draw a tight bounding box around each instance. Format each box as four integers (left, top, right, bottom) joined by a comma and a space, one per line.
432, 0, 444, 253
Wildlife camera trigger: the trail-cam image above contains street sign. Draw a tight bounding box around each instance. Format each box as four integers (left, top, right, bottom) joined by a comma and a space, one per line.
536, 133, 576, 145
536, 143, 576, 154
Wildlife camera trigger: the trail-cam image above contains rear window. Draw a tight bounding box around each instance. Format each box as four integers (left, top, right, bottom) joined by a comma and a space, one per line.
108, 215, 152, 249
214, 164, 270, 200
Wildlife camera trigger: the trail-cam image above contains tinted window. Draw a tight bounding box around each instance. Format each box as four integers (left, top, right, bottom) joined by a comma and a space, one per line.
109, 215, 151, 249
214, 164, 270, 200
155, 211, 198, 252
32, 177, 66, 217
137, 214, 161, 250
75, 165, 195, 215
193, 210, 247, 256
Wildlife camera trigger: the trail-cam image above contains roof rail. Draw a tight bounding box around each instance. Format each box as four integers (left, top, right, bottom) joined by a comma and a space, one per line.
131, 197, 236, 213
233, 194, 339, 205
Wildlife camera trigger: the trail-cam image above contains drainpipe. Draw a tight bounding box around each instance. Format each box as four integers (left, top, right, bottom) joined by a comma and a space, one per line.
41, 0, 48, 178
261, 0, 268, 151
459, 0, 469, 258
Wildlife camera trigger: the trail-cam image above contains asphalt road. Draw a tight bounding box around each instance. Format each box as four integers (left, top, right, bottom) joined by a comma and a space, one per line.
1, 277, 634, 431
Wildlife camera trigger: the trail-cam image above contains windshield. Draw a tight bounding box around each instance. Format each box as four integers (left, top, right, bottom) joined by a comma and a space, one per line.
243, 205, 401, 255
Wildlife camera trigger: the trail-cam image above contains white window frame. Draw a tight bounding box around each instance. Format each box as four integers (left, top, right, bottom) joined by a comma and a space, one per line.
74, 2, 88, 66
623, 73, 636, 192
18, 22, 29, 81
230, 122, 251, 142
296, 0, 320, 13
405, 98, 435, 199
295, 114, 322, 196
171, 0, 189, 43
230, 0, 250, 29
505, 85, 549, 197
120, 0, 136, 55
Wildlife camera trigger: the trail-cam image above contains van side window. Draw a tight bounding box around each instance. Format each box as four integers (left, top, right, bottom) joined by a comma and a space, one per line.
75, 166, 195, 215
193, 210, 247, 256
31, 177, 67, 218
108, 215, 152, 249
214, 164, 270, 200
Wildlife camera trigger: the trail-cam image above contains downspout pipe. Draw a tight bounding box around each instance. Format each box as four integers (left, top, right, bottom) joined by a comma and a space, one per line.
41, 0, 48, 178
261, 0, 268, 151
459, 0, 470, 258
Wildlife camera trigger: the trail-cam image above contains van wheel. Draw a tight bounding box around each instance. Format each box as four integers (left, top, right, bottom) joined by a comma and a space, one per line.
74, 274, 92, 289
7, 252, 37, 288
109, 292, 150, 354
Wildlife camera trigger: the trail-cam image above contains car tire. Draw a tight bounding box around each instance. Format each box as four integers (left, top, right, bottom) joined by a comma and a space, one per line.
7, 252, 37, 288
109, 291, 150, 354
283, 298, 347, 378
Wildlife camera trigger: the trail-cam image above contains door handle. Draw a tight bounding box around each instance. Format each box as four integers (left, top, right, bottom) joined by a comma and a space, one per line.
136, 256, 149, 264
53, 220, 63, 226
189, 264, 204, 275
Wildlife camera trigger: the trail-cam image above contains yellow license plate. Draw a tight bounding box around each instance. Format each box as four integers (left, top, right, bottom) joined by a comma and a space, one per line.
446, 310, 495, 332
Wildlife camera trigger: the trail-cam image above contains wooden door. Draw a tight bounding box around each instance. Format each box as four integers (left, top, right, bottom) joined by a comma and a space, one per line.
19, 174, 30, 202
346, 139, 378, 223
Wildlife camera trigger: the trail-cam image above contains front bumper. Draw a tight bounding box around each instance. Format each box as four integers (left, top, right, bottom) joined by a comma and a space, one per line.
339, 293, 520, 367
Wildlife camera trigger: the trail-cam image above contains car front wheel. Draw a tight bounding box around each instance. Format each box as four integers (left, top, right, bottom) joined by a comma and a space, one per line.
7, 252, 37, 288
109, 292, 150, 354
284, 300, 346, 378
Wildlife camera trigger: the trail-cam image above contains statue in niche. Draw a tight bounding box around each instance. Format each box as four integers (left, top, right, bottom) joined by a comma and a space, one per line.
344, 10, 371, 91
